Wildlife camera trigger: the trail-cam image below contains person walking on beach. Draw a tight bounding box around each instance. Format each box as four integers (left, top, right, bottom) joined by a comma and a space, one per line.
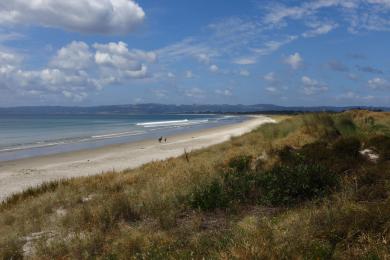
164, 138, 167, 143
158, 136, 163, 143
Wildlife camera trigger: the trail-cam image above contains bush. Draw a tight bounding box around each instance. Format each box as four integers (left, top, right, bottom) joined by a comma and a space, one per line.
367, 135, 390, 161
226, 155, 252, 172
303, 113, 341, 139
335, 115, 357, 136
257, 163, 338, 206
332, 137, 361, 159
190, 161, 258, 211
190, 180, 228, 211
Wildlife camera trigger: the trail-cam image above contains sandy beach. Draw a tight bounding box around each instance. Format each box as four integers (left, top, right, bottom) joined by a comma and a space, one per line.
0, 115, 274, 201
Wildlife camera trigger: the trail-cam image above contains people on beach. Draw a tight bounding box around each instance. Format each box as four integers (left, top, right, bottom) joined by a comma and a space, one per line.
158, 136, 168, 143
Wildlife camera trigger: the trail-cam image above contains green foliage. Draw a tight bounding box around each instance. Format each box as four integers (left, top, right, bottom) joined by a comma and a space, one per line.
303, 113, 341, 139
257, 163, 338, 206
227, 155, 252, 172
190, 155, 257, 211
367, 135, 390, 161
331, 137, 361, 159
189, 179, 228, 211
257, 118, 301, 140
335, 115, 357, 136
0, 237, 24, 260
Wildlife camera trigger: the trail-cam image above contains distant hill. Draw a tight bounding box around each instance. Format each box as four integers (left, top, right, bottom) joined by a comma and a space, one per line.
0, 104, 388, 115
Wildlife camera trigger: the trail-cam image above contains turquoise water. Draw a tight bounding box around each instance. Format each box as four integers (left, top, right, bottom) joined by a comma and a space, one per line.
0, 114, 245, 161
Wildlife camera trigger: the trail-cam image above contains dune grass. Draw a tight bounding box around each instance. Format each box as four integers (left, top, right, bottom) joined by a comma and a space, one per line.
0, 110, 389, 259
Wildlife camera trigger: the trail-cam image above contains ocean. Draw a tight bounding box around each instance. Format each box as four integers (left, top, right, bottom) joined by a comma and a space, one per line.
0, 114, 246, 162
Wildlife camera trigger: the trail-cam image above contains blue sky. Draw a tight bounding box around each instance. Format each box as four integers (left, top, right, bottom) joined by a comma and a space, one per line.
0, 0, 390, 107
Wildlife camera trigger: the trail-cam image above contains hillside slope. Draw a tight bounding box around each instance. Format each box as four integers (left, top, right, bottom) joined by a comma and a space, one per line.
1, 111, 389, 259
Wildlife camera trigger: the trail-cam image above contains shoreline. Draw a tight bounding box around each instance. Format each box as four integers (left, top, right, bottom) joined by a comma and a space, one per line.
0, 115, 275, 201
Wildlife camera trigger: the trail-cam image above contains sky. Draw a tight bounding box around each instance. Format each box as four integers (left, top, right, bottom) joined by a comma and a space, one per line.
0, 0, 390, 107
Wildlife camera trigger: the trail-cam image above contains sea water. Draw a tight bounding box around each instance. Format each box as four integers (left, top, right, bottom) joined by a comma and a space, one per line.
0, 114, 246, 161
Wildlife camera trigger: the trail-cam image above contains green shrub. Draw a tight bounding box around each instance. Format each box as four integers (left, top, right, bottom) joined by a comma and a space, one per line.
0, 237, 24, 260
222, 171, 258, 205
332, 137, 361, 159
335, 116, 357, 136
190, 154, 258, 211
303, 113, 341, 139
257, 163, 338, 206
227, 155, 252, 172
190, 180, 228, 211
367, 135, 390, 161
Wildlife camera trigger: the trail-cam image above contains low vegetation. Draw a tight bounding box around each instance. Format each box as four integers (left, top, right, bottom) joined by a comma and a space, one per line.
1, 110, 389, 259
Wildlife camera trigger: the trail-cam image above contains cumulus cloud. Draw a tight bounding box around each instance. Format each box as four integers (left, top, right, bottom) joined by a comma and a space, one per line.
0, 0, 145, 34
301, 76, 328, 95
368, 77, 390, 89
215, 89, 233, 96
0, 41, 157, 103
263, 72, 277, 82
239, 69, 250, 77
209, 64, 219, 73
284, 52, 303, 69
340, 91, 375, 100
185, 87, 204, 98
93, 41, 156, 80
167, 72, 175, 78
94, 42, 156, 69
185, 70, 194, 78
50, 41, 93, 70
197, 53, 211, 64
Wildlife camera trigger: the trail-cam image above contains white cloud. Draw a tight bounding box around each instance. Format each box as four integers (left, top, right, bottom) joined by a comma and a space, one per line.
337, 91, 375, 102
239, 69, 250, 77
94, 42, 156, 68
263, 72, 276, 82
0, 0, 145, 34
93, 41, 156, 80
167, 72, 175, 78
215, 89, 232, 96
301, 76, 328, 95
253, 35, 298, 56
185, 87, 204, 98
368, 77, 390, 89
233, 57, 257, 65
0, 50, 22, 65
185, 70, 194, 78
266, 87, 278, 93
0, 41, 158, 103
263, 1, 357, 26
284, 52, 303, 69
262, 0, 390, 34
197, 53, 211, 64
152, 89, 168, 99
157, 38, 216, 64
302, 23, 338, 37
209, 64, 219, 73
50, 41, 92, 70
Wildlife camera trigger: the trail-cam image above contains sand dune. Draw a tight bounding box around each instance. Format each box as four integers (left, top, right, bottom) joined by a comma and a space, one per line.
0, 116, 275, 201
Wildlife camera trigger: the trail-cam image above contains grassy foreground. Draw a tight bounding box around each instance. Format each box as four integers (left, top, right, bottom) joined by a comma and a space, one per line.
1, 110, 390, 259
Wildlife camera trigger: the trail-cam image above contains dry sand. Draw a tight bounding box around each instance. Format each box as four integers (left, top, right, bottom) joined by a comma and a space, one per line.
0, 115, 275, 201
